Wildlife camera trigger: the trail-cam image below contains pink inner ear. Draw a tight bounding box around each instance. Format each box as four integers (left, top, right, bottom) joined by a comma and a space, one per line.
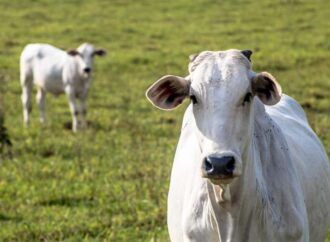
147, 75, 189, 109
157, 82, 179, 101
164, 94, 185, 108
172, 96, 185, 107
153, 80, 186, 108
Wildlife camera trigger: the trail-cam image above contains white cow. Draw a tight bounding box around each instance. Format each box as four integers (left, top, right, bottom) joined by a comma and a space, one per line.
20, 43, 106, 132
146, 49, 330, 242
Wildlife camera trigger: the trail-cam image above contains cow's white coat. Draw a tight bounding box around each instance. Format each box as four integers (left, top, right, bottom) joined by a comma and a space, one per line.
146, 50, 330, 242
20, 43, 105, 132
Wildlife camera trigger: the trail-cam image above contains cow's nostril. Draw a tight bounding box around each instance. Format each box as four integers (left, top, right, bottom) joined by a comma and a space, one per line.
83, 67, 91, 73
204, 157, 213, 172
225, 158, 235, 173
203, 155, 236, 179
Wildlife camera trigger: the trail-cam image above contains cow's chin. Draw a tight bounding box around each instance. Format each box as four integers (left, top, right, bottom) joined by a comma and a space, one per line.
83, 73, 91, 79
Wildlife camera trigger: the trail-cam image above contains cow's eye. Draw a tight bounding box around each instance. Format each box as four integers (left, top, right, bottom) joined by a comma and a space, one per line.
190, 95, 198, 104
243, 92, 252, 105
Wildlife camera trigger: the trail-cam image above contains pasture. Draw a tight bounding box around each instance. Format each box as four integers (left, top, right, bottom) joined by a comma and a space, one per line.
0, 0, 329, 241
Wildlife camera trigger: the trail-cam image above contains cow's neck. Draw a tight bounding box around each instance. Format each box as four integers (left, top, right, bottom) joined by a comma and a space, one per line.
209, 99, 304, 241
208, 141, 260, 241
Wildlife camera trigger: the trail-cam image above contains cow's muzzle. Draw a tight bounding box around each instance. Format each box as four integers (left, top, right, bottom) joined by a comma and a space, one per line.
202, 155, 236, 180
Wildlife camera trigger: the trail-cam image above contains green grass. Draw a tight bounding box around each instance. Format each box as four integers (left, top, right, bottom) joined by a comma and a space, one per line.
0, 0, 329, 241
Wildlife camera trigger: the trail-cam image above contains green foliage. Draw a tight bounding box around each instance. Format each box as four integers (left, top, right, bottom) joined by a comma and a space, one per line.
0, 0, 329, 241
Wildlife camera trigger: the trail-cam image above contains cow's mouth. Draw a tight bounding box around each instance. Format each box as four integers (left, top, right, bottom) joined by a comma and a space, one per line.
201, 167, 236, 182
209, 176, 234, 185
201, 168, 236, 182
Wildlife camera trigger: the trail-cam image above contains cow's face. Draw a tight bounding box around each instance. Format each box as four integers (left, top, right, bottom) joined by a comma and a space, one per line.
67, 43, 106, 78
146, 49, 282, 185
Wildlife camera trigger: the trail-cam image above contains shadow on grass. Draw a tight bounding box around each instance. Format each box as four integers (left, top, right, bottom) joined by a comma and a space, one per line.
63, 120, 103, 131
0, 213, 22, 222
37, 196, 95, 207
63, 121, 72, 130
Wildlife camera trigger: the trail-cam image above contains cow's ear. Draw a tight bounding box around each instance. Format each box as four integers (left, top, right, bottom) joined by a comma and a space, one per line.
67, 49, 80, 56
252, 72, 282, 105
146, 75, 189, 110
93, 49, 106, 56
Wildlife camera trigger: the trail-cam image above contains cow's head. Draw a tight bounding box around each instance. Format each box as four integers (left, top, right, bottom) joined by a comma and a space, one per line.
67, 43, 106, 78
146, 49, 282, 185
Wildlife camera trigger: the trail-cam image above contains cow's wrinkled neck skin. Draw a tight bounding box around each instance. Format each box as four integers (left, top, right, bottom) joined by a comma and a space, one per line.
194, 99, 307, 242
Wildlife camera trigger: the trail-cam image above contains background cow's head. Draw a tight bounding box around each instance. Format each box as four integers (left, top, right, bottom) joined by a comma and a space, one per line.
67, 43, 106, 78
146, 49, 282, 185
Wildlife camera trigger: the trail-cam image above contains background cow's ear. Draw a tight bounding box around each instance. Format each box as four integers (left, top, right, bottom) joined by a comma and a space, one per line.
93, 49, 106, 56
67, 49, 80, 56
251, 72, 282, 105
146, 75, 189, 110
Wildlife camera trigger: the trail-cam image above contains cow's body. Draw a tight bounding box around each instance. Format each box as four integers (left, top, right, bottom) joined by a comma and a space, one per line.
146, 49, 330, 242
20, 43, 105, 131
168, 95, 330, 241
21, 44, 80, 95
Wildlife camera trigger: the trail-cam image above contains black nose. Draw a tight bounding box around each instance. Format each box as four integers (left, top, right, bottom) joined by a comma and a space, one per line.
83, 67, 91, 73
203, 156, 235, 179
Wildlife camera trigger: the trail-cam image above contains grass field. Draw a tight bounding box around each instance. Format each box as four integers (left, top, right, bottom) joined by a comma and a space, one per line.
0, 0, 329, 241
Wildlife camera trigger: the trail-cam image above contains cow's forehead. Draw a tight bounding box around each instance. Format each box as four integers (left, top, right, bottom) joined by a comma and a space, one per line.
77, 43, 95, 56
189, 49, 251, 73
189, 50, 252, 94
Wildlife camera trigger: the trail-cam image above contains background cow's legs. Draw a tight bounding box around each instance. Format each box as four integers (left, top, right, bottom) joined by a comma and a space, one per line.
20, 68, 33, 127
65, 86, 79, 132
79, 99, 87, 129
36, 88, 46, 124
79, 94, 88, 129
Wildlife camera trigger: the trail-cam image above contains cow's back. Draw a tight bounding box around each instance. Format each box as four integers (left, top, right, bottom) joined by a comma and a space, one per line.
266, 94, 330, 241
20, 44, 66, 93
20, 43, 65, 73
21, 43, 64, 60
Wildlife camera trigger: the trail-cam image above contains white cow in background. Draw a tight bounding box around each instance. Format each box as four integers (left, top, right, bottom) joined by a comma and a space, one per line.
146, 49, 330, 241
20, 43, 106, 132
